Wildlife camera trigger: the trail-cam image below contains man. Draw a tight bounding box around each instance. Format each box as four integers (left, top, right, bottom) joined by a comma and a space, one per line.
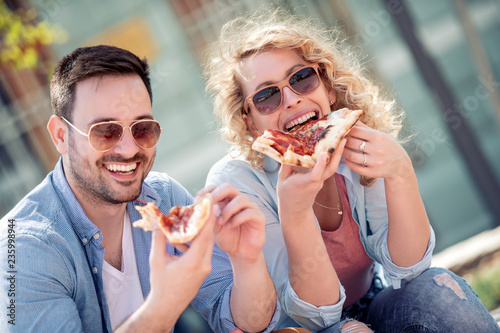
0, 45, 277, 332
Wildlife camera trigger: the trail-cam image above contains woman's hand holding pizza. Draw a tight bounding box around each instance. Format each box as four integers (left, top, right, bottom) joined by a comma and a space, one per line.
277, 139, 346, 218
343, 121, 414, 183
274, 135, 345, 308
344, 121, 431, 267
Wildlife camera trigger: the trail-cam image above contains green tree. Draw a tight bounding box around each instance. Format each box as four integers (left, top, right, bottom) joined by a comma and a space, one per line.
0, 2, 67, 69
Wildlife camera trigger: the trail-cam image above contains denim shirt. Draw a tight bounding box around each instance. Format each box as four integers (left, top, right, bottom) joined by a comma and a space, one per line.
206, 155, 435, 331
0, 159, 279, 333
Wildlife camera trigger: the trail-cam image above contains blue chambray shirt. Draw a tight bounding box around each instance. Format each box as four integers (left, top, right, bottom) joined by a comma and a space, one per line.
206, 155, 435, 332
0, 159, 279, 333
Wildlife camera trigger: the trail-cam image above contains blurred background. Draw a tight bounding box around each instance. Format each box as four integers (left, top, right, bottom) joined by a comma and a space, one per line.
1, 0, 499, 331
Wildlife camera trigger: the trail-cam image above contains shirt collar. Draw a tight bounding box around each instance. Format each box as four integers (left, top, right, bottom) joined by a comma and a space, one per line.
52, 158, 101, 245
337, 157, 356, 185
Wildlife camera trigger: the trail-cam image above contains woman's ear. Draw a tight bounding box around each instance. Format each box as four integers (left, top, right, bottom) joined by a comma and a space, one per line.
328, 91, 337, 107
47, 115, 68, 154
242, 112, 263, 137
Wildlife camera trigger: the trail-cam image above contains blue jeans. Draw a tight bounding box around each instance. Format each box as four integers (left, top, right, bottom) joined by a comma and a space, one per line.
364, 267, 499, 333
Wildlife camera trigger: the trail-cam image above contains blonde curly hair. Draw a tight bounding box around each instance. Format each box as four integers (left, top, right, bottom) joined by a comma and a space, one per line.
204, 7, 404, 185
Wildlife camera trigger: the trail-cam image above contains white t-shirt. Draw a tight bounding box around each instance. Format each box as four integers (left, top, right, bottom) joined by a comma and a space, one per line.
103, 211, 144, 330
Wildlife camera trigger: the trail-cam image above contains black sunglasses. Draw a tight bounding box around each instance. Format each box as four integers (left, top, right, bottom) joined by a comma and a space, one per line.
244, 64, 321, 115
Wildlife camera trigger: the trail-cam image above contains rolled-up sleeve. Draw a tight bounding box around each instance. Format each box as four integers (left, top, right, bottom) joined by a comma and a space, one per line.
262, 212, 346, 330
191, 241, 280, 332
360, 178, 436, 288
280, 278, 346, 330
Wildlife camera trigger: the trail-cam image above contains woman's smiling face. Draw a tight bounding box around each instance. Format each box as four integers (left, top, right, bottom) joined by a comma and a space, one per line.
240, 49, 335, 137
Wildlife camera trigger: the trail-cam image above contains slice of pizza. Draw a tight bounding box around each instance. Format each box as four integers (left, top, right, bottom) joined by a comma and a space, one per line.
133, 194, 212, 244
252, 108, 363, 168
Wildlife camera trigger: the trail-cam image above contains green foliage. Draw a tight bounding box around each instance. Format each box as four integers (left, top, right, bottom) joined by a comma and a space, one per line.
0, 2, 67, 69
468, 263, 500, 311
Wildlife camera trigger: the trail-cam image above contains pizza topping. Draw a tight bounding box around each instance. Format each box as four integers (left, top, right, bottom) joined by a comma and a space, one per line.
133, 194, 212, 244
267, 131, 305, 155
252, 108, 363, 167
161, 206, 195, 234
267, 114, 328, 156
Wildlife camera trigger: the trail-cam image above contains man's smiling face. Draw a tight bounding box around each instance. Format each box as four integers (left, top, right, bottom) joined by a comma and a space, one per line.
64, 74, 156, 205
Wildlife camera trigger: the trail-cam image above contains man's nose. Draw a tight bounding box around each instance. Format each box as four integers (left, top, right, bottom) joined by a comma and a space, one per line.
111, 127, 141, 156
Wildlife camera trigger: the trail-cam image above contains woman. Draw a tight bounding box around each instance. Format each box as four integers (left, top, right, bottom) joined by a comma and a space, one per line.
204, 7, 499, 333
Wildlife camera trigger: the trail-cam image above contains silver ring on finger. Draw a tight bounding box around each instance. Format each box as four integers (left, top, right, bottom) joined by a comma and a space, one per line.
359, 140, 366, 153
362, 153, 368, 167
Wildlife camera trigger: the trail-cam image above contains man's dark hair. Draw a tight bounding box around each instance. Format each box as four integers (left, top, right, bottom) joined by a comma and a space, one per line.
50, 45, 152, 120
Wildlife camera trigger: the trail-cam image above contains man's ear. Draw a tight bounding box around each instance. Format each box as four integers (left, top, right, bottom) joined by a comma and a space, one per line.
47, 115, 68, 154
242, 113, 263, 137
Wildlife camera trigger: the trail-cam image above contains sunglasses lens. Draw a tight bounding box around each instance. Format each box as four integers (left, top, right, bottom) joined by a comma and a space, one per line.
253, 86, 282, 114
89, 123, 123, 151
290, 67, 319, 94
131, 120, 161, 148
251, 66, 320, 115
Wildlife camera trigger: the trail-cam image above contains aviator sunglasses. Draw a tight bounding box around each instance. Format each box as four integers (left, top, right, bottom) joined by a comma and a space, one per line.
61, 117, 163, 152
244, 63, 321, 115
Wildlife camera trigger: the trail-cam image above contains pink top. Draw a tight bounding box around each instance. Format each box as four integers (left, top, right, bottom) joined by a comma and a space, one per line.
321, 174, 374, 308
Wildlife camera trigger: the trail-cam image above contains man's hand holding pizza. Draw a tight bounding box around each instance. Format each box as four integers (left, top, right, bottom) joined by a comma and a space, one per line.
117, 199, 217, 332
131, 184, 276, 332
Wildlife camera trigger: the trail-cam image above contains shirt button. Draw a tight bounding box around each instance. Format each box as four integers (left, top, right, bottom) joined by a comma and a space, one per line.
92, 267, 98, 274
82, 238, 88, 244
93, 233, 100, 240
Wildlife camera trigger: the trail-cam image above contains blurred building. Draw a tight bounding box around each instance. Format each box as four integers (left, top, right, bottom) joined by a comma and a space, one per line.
1, 0, 500, 331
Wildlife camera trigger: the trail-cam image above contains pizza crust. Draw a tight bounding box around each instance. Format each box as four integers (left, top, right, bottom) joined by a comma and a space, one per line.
252, 137, 286, 165
282, 149, 316, 168
133, 194, 212, 244
252, 108, 363, 168
312, 108, 363, 161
